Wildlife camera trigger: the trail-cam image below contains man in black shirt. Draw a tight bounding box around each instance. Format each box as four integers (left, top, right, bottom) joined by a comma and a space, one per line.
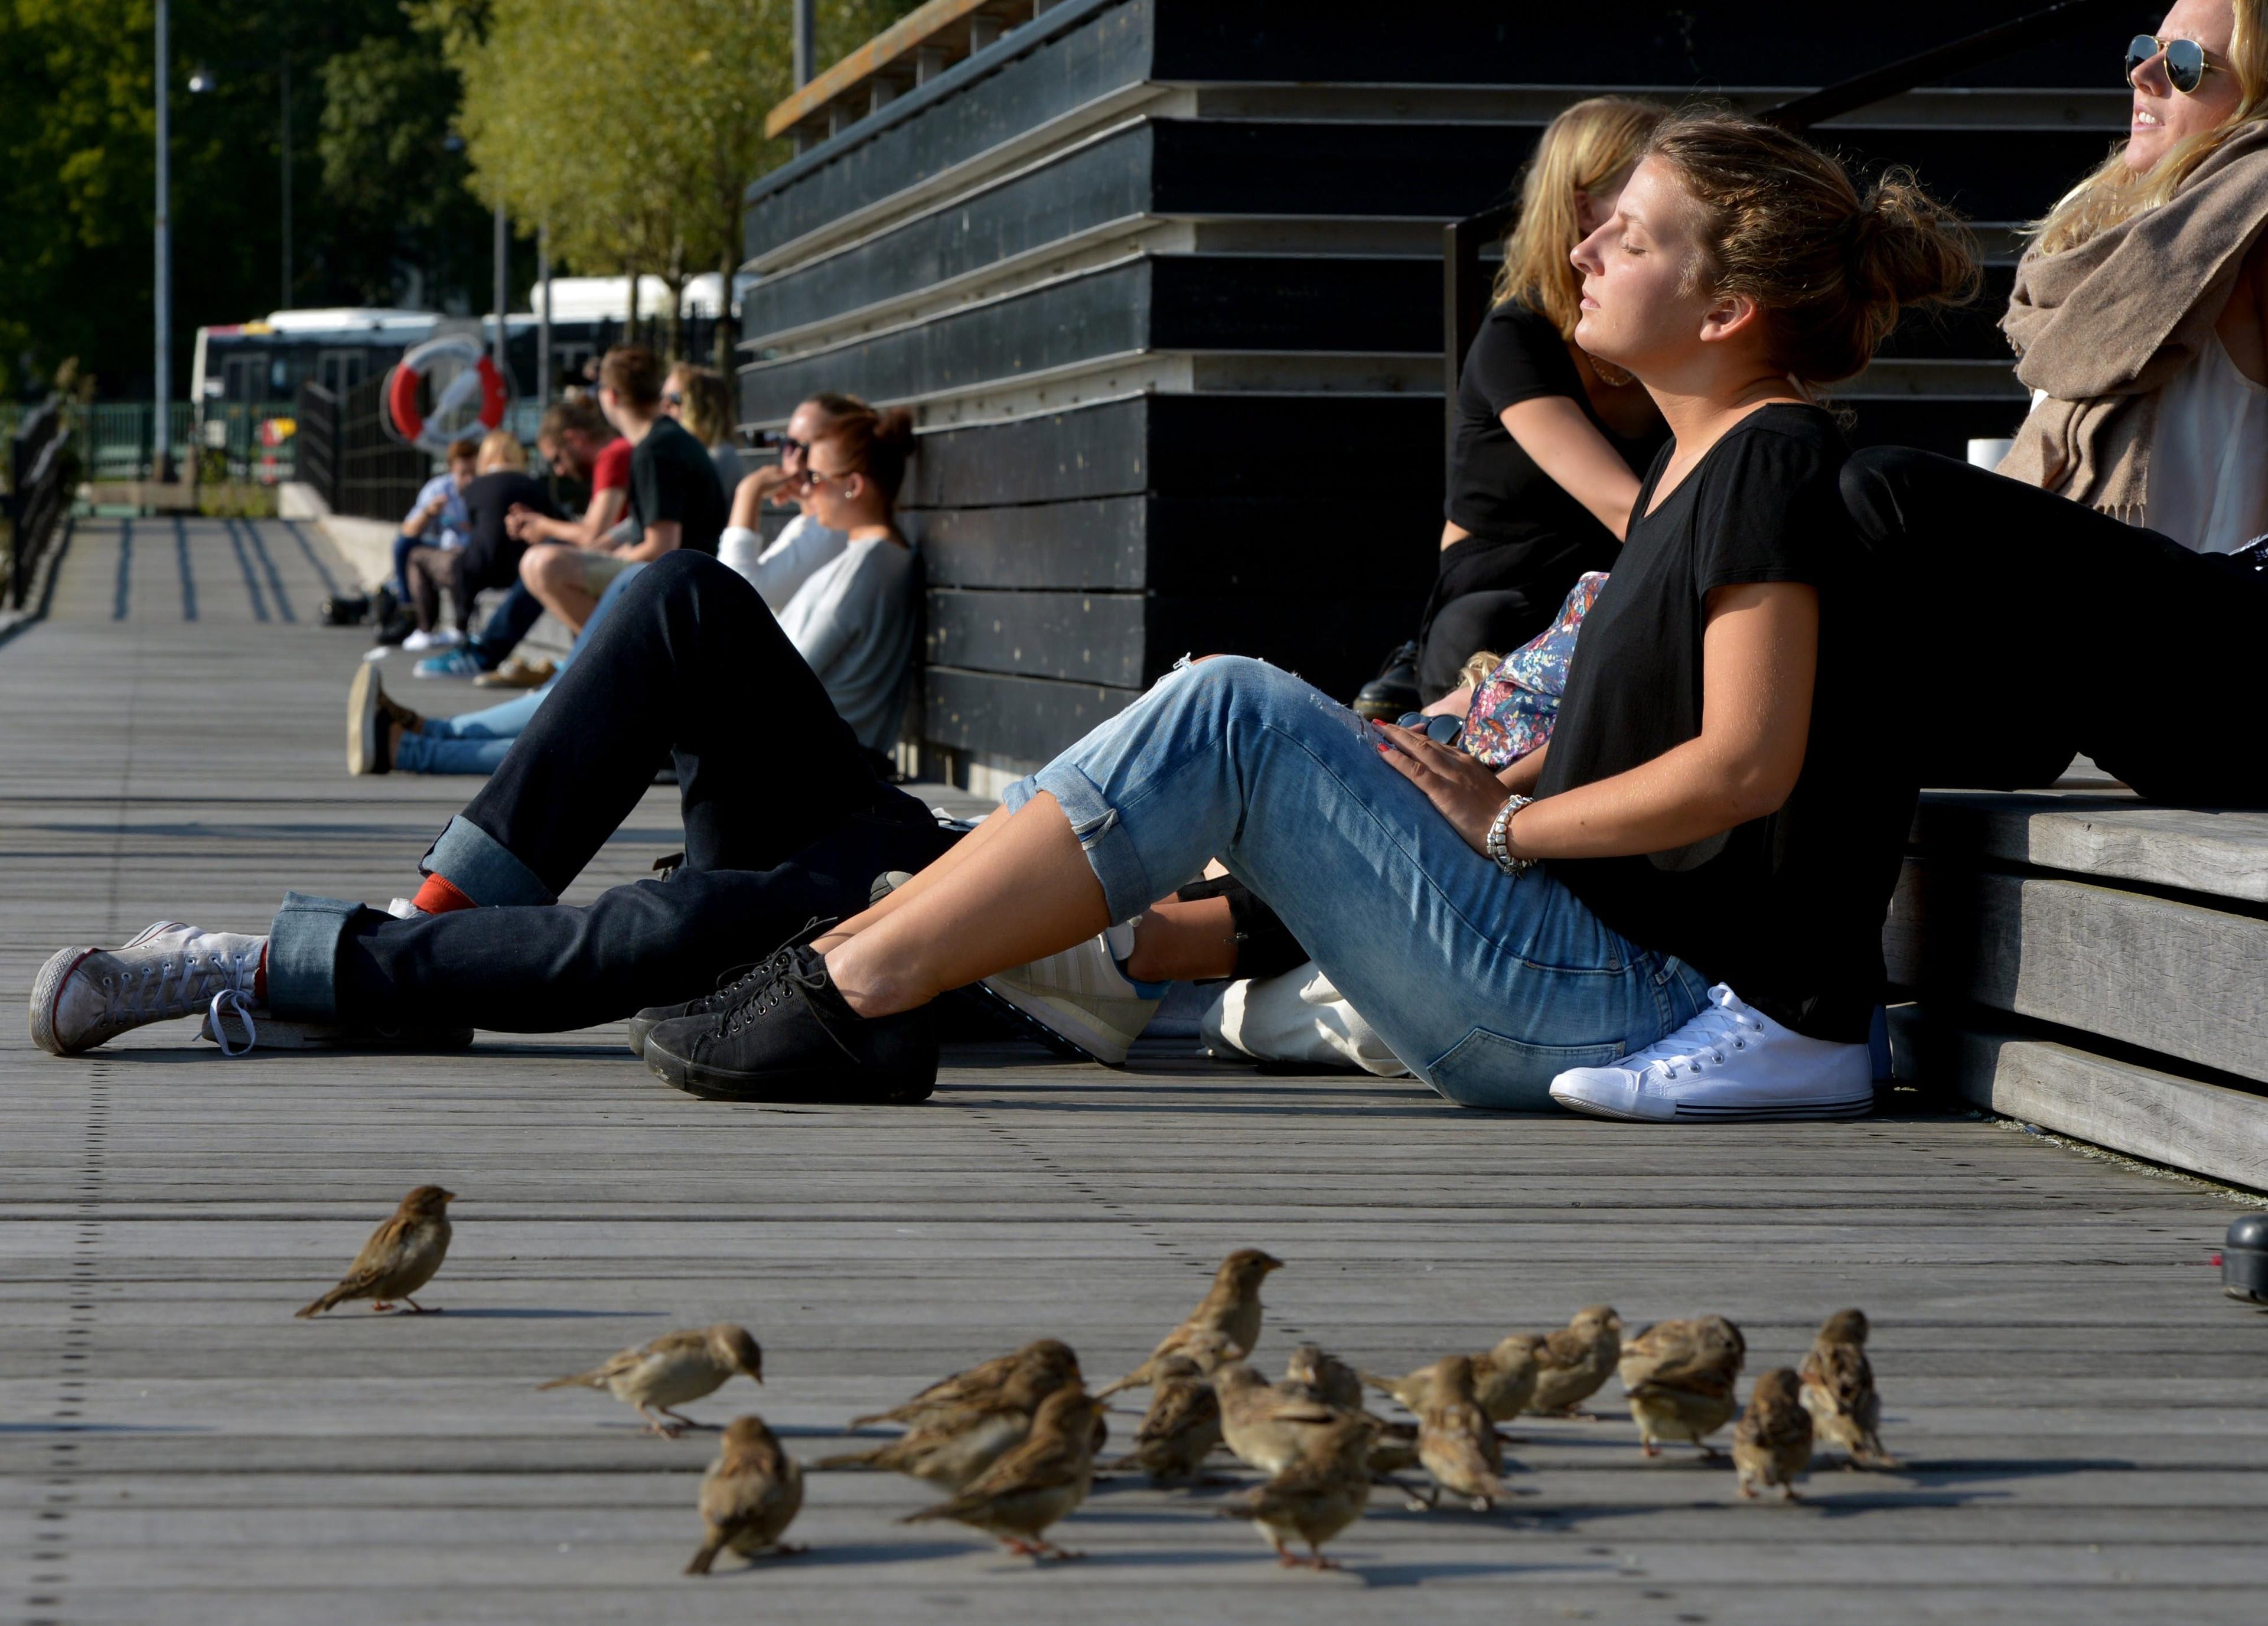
519, 346, 728, 635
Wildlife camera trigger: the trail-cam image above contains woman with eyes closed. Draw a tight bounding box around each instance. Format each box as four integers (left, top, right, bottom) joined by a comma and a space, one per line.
620, 112, 1981, 1123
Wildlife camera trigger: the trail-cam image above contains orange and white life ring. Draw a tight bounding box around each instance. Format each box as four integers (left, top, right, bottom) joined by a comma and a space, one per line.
384, 335, 510, 453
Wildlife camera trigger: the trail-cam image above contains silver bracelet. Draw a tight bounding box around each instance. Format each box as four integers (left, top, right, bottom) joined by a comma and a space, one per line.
1485, 796, 1536, 876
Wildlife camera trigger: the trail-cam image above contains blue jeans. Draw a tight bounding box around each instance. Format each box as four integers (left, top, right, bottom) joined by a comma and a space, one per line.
390, 532, 421, 601
392, 563, 646, 777
1001, 657, 1711, 1109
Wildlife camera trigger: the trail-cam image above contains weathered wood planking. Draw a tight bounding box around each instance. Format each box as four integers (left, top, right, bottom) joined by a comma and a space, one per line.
1884, 863, 2268, 1083
1912, 791, 2268, 904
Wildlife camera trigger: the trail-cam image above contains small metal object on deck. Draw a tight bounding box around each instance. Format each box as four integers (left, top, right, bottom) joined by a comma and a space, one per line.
2223, 1214, 2268, 1304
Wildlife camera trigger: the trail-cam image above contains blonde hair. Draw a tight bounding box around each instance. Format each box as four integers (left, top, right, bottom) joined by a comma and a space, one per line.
1495, 96, 1671, 336
475, 429, 527, 473
2033, 2, 2268, 253
1647, 112, 1979, 384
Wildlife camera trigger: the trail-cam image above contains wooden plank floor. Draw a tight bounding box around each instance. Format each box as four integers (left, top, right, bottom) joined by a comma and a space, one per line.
5, 519, 2267, 1625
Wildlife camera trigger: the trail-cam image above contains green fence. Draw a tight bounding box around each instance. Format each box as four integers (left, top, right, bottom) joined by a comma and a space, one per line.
0, 403, 297, 485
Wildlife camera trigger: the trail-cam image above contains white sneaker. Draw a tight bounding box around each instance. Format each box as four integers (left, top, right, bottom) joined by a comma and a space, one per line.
979, 923, 1165, 1067
865, 869, 1162, 1065
400, 628, 462, 651
1547, 985, 1873, 1123
31, 923, 265, 1057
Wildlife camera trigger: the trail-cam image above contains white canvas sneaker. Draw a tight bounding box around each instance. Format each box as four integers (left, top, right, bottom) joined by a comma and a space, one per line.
979, 923, 1165, 1067
31, 923, 265, 1057
1547, 985, 1874, 1123
865, 869, 1165, 1066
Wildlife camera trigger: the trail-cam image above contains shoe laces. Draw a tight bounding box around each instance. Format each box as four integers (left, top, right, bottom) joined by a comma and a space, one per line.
1621, 999, 1763, 1081
98, 937, 259, 1028
207, 989, 258, 1057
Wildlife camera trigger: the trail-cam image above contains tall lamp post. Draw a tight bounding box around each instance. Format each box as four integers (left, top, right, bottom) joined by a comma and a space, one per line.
154, 0, 173, 483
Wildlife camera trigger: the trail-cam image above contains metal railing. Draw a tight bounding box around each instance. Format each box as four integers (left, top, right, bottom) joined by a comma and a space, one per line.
336, 372, 435, 522
294, 382, 341, 514
4, 396, 74, 611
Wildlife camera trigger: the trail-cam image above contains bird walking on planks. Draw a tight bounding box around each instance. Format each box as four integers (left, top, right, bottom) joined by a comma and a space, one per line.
900, 1386, 1107, 1560
685, 1415, 806, 1573
1618, 1314, 1746, 1458
1095, 1249, 1282, 1397
538, 1324, 762, 1436
1733, 1368, 1814, 1501
1799, 1308, 1898, 1468
294, 1185, 454, 1317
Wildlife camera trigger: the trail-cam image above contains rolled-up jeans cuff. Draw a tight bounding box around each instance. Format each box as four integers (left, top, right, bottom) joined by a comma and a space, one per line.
1024, 761, 1152, 925
267, 891, 370, 1019
421, 813, 555, 906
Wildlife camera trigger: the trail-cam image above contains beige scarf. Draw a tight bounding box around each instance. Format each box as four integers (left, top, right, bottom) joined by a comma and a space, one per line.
1999, 120, 2268, 523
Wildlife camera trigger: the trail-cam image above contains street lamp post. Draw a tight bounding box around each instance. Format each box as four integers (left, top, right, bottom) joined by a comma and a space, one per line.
154, 0, 173, 483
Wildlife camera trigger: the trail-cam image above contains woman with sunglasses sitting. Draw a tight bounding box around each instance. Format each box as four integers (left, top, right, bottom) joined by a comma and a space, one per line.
1360, 96, 1671, 715
1997, 1, 2268, 555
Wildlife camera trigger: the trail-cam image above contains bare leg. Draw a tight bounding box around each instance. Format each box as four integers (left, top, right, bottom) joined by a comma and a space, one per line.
521, 544, 599, 636
809, 801, 1021, 953
1122, 894, 1237, 983
823, 794, 1109, 1016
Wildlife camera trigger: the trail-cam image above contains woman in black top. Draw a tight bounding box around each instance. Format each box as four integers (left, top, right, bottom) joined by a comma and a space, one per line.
595, 113, 1980, 1121
1396, 97, 1671, 704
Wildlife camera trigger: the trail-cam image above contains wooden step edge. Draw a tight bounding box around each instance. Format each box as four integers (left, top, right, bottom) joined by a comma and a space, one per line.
1891, 1011, 2268, 1193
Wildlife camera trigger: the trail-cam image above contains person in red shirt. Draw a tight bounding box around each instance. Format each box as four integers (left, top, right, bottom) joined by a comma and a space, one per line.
506, 395, 633, 633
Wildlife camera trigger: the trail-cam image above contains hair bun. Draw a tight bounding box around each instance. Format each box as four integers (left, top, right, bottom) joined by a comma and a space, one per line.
1856, 169, 1982, 309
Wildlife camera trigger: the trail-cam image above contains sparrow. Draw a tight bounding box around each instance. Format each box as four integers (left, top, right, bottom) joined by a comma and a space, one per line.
1733, 1368, 1814, 1501
1366, 1335, 1540, 1422
1283, 1342, 1364, 1410
1113, 1354, 1223, 1484
1618, 1315, 1746, 1457
685, 1415, 805, 1573
1367, 1418, 1422, 1477
901, 1386, 1107, 1560
1526, 1306, 1624, 1417
1096, 1249, 1282, 1397
849, 1338, 1081, 1432
817, 1404, 1034, 1491
1416, 1354, 1507, 1511
1214, 1359, 1352, 1476
537, 1324, 762, 1436
295, 1185, 454, 1317
1217, 1413, 1379, 1569
1800, 1308, 1898, 1468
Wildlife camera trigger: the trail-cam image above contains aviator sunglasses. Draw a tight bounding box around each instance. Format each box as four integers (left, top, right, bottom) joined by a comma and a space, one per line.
2127, 33, 2217, 95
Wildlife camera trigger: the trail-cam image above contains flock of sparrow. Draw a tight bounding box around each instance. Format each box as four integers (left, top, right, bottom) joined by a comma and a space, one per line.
296, 1187, 1898, 1574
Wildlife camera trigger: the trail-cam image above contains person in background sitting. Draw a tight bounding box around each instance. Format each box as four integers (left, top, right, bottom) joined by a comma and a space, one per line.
377, 436, 479, 648
667, 361, 749, 502
402, 431, 548, 651
1358, 95, 1670, 713
510, 346, 728, 637
716, 391, 865, 609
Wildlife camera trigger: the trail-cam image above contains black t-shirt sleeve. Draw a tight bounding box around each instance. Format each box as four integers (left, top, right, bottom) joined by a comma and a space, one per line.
1686, 426, 1847, 598
633, 441, 683, 529
1464, 303, 1582, 417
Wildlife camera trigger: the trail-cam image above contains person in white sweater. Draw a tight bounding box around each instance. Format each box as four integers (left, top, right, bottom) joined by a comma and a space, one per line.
718, 399, 917, 758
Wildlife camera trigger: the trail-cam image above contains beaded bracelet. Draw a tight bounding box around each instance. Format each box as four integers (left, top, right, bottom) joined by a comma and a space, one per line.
1485, 795, 1536, 876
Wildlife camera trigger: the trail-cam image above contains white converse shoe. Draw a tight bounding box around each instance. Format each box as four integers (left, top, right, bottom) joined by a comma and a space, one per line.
30, 923, 266, 1057
1547, 985, 1874, 1123
865, 869, 1165, 1065
978, 924, 1165, 1067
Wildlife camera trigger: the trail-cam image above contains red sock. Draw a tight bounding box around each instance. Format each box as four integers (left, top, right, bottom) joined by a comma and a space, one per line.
255, 942, 268, 1003
411, 874, 477, 915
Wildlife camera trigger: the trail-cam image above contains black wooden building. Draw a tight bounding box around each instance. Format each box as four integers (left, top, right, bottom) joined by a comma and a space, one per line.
738, 0, 2121, 789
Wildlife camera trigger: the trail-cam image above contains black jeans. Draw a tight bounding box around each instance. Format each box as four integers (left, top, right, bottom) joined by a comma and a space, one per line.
1842, 447, 2268, 805
467, 581, 545, 672
297, 553, 957, 1030
1415, 533, 1607, 700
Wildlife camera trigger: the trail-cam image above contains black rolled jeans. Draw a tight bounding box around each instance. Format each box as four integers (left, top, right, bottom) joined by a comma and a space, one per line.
268, 552, 956, 1030
1842, 447, 2268, 805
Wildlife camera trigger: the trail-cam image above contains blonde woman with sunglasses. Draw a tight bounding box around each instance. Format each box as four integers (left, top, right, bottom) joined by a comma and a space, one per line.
2002, 0, 2268, 553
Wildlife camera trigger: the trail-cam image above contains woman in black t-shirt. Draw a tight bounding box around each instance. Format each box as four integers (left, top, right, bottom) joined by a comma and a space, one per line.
634, 113, 1983, 1122
1364, 97, 1670, 710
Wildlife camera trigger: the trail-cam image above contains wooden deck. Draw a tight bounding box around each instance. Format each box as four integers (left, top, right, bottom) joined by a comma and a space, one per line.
5, 519, 2267, 1624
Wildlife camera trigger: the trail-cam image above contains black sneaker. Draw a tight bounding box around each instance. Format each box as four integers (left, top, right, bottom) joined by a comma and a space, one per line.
644, 946, 938, 1103
1353, 639, 1421, 721
621, 920, 832, 1058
